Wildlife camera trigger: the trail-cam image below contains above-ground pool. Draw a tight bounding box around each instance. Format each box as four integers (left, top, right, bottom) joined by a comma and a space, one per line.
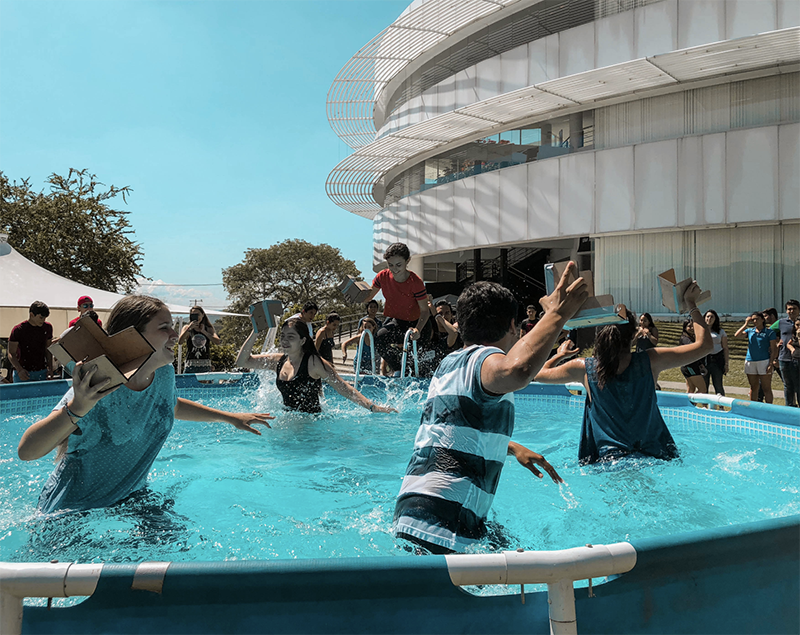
1, 374, 798, 634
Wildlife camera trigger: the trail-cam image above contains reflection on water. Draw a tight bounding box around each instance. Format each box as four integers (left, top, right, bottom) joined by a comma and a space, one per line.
1, 381, 798, 564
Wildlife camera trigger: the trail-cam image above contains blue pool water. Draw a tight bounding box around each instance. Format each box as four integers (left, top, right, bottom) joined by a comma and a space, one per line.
1, 377, 798, 565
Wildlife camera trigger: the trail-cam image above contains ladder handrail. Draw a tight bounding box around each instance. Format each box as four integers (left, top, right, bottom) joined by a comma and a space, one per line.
400, 329, 419, 379
352, 329, 376, 391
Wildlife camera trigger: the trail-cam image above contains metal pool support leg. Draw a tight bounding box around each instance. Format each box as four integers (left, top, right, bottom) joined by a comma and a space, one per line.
0, 562, 103, 635
400, 329, 418, 379
445, 542, 637, 635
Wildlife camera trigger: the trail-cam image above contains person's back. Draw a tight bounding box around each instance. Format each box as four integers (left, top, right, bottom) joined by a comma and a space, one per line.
582, 352, 677, 464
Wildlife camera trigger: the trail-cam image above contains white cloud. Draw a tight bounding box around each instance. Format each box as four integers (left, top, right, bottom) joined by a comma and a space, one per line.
134, 278, 231, 312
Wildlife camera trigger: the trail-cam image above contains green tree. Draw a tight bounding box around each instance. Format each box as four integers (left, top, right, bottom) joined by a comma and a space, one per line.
218, 239, 363, 346
0, 168, 143, 292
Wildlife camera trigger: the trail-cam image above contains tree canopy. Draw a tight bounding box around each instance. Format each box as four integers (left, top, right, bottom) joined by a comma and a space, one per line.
222, 239, 361, 312
0, 169, 143, 293
218, 239, 363, 346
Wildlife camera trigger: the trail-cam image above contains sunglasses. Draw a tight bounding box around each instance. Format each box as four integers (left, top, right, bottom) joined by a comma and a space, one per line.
81, 303, 94, 309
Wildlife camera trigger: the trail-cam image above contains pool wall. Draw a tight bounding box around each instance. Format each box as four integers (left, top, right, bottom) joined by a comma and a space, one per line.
2, 374, 799, 634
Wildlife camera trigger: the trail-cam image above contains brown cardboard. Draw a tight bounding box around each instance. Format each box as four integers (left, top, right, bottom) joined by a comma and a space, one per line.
49, 316, 155, 390
249, 299, 283, 334
338, 275, 373, 304
657, 269, 712, 313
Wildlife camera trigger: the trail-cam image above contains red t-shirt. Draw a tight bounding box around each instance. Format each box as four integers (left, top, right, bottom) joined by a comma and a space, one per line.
69, 315, 102, 328
372, 269, 427, 322
9, 320, 54, 371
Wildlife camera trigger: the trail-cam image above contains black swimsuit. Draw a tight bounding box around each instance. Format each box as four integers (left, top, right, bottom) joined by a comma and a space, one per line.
318, 337, 335, 364
275, 354, 322, 413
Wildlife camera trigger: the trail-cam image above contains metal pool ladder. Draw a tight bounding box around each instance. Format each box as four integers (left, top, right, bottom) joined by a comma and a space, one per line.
352, 329, 376, 391
400, 329, 419, 379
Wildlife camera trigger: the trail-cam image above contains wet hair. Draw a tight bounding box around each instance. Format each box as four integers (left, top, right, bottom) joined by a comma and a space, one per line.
457, 281, 518, 344
640, 312, 655, 329
302, 301, 318, 313
704, 309, 721, 333
787, 299, 800, 311
384, 242, 410, 261
107, 296, 168, 336
189, 306, 213, 329
282, 318, 320, 359
592, 311, 636, 389
326, 312, 341, 324
29, 301, 49, 317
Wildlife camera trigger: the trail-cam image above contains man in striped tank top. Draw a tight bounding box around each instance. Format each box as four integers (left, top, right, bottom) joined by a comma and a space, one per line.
394, 264, 589, 554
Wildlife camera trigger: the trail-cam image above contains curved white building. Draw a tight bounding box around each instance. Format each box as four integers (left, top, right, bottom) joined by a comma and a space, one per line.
327, 0, 799, 314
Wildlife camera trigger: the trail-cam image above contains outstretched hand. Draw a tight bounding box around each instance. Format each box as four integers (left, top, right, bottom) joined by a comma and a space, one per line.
557, 339, 580, 359
371, 404, 398, 414
510, 441, 564, 484
540, 262, 589, 322
683, 280, 702, 307
227, 412, 274, 435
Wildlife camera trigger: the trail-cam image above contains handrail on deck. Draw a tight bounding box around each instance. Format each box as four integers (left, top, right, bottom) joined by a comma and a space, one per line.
400, 329, 419, 379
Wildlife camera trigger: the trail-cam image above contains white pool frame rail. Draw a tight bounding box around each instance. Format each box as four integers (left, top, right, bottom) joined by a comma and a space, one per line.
0, 542, 636, 635
400, 329, 419, 379
352, 329, 377, 391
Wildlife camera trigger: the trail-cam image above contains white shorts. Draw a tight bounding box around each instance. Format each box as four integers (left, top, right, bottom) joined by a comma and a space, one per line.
744, 359, 770, 376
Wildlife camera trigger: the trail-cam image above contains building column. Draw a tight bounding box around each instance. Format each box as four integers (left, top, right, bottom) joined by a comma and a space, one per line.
569, 112, 584, 149
408, 255, 425, 281
473, 249, 482, 282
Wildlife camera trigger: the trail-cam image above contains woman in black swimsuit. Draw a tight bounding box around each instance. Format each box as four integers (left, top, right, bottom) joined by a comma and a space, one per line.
236, 319, 396, 414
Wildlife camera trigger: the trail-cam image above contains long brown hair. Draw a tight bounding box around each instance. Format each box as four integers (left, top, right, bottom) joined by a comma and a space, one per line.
282, 318, 320, 359
107, 296, 168, 335
593, 312, 636, 389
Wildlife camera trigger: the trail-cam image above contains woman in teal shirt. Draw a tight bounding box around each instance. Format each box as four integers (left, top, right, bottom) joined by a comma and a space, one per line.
734, 312, 779, 404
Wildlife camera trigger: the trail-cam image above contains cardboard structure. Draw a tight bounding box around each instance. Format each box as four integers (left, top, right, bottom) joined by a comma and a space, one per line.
657, 269, 712, 313
543, 262, 627, 329
48, 316, 155, 390
249, 300, 284, 334
338, 276, 373, 304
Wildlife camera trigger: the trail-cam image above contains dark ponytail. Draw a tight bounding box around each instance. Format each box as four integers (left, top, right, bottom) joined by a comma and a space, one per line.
593, 312, 636, 389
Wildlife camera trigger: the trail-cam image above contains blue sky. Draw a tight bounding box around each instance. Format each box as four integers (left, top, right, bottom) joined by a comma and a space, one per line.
0, 0, 408, 310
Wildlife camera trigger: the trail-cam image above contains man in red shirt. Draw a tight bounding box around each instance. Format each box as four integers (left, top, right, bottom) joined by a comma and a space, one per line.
68, 295, 102, 328
364, 243, 430, 374
8, 301, 54, 382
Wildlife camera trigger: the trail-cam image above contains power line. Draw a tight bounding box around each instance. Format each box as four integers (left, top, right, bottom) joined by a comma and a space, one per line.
138, 282, 225, 287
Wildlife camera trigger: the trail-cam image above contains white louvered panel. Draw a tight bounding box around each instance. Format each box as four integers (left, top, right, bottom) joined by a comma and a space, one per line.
392, 0, 498, 32
460, 87, 576, 123
641, 92, 684, 142
781, 224, 800, 301
685, 83, 731, 136
780, 72, 800, 122
731, 75, 782, 129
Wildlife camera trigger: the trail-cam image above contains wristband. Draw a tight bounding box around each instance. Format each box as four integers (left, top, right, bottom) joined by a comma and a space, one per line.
64, 405, 83, 425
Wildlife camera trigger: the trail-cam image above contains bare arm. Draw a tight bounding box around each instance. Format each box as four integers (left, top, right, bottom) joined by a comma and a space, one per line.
481, 262, 589, 394
314, 328, 326, 352
435, 314, 459, 348
734, 319, 751, 338
174, 398, 273, 434
363, 286, 380, 304
507, 441, 563, 483
410, 299, 431, 341
178, 323, 194, 344
7, 340, 26, 379
235, 329, 281, 371
648, 285, 713, 375
534, 341, 587, 385
309, 356, 396, 413
201, 323, 221, 345
768, 339, 779, 372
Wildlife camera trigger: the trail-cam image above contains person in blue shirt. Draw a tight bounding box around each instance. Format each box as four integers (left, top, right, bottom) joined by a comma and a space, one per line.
734, 311, 779, 403
535, 283, 712, 465
18, 296, 275, 514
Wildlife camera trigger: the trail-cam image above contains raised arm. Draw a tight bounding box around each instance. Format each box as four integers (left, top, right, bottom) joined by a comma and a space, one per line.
235, 329, 281, 371
481, 262, 589, 394
435, 314, 459, 348
178, 323, 194, 345
648, 283, 713, 375
309, 356, 396, 413
734, 318, 752, 338
534, 340, 587, 385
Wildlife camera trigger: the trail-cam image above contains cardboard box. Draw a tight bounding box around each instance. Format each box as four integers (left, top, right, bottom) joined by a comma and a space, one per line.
544, 262, 627, 329
338, 276, 373, 304
249, 299, 284, 334
657, 269, 711, 313
48, 316, 155, 390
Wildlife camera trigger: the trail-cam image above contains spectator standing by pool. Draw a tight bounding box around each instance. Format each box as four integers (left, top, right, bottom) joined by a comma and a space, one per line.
774, 299, 800, 407
518, 305, 538, 338
362, 243, 430, 374
535, 282, 712, 465
8, 301, 53, 383
634, 313, 658, 352
341, 317, 378, 374
679, 318, 708, 394
68, 295, 102, 328
315, 313, 341, 364
393, 264, 587, 554
287, 302, 318, 338
18, 296, 274, 514
358, 300, 383, 330
734, 312, 779, 404
179, 306, 220, 374
703, 309, 729, 397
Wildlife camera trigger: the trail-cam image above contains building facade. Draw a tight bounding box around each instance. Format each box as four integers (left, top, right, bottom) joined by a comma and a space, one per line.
327, 0, 799, 315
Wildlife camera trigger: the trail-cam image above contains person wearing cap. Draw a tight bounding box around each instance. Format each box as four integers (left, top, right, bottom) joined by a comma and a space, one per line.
69, 296, 102, 328
8, 301, 54, 382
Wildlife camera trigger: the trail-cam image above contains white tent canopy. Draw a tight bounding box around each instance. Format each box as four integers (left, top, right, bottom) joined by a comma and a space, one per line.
0, 240, 244, 335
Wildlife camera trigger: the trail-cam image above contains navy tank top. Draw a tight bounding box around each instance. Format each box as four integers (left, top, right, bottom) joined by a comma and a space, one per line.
275, 353, 322, 413
580, 352, 678, 464
318, 337, 334, 364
